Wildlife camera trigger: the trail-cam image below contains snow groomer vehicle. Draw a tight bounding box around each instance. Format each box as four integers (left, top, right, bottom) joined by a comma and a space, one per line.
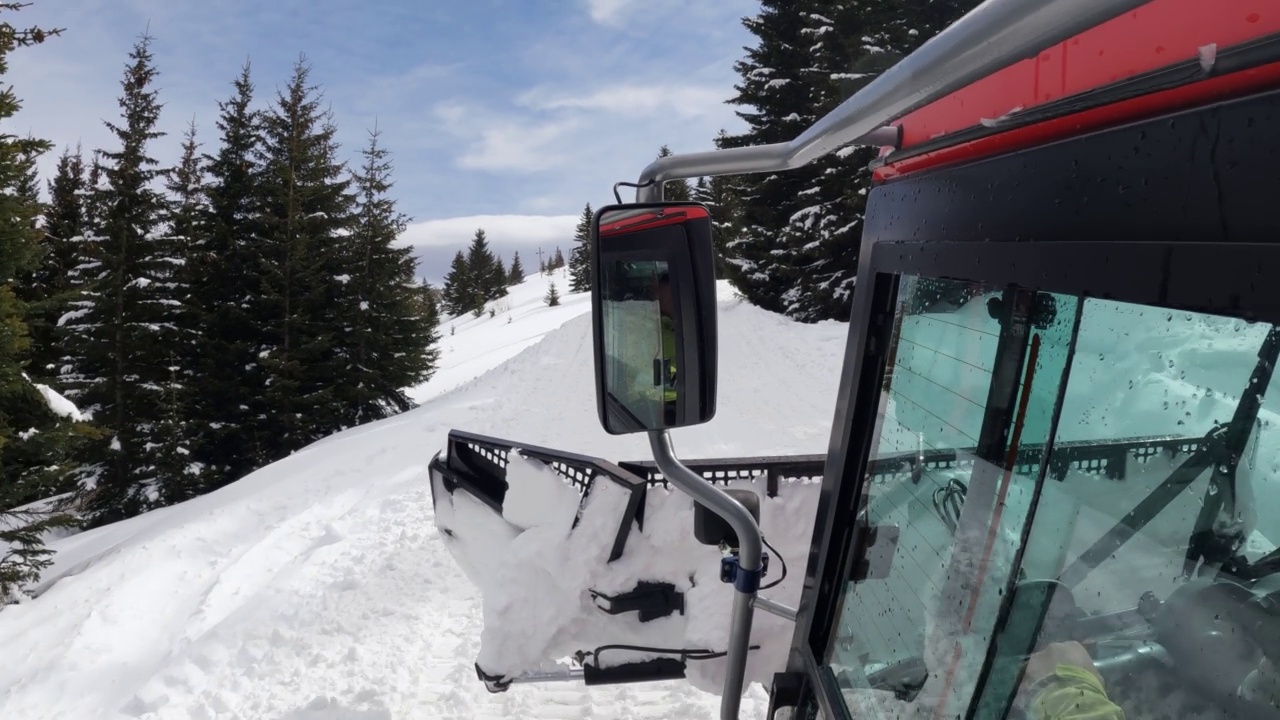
429, 0, 1280, 716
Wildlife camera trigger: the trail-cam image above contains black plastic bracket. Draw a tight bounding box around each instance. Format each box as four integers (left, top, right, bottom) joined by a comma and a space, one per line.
590, 581, 685, 622
583, 657, 687, 685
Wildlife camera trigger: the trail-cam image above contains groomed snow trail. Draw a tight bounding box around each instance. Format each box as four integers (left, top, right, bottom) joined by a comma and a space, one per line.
0, 278, 847, 720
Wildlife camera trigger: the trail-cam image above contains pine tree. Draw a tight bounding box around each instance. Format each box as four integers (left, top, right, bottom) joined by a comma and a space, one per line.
152, 120, 207, 505
0, 8, 84, 600
691, 173, 738, 277
568, 202, 592, 293
464, 228, 504, 312
256, 56, 358, 459
20, 145, 83, 384
551, 246, 565, 270
507, 251, 524, 285
544, 281, 560, 307
656, 146, 693, 201
717, 0, 825, 318
190, 61, 270, 490
65, 34, 180, 524
442, 250, 471, 315
489, 253, 507, 297
339, 126, 440, 426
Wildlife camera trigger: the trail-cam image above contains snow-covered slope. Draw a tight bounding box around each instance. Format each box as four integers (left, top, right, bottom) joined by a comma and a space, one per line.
0, 271, 847, 720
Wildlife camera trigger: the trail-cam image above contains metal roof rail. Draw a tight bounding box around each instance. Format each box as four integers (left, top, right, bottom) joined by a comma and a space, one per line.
636, 0, 1151, 203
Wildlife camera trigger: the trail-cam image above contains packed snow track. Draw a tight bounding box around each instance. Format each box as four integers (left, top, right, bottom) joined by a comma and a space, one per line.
0, 273, 847, 720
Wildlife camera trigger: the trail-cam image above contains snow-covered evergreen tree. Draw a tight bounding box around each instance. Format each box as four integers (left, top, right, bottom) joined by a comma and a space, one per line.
153, 121, 207, 505
338, 126, 440, 426
691, 167, 739, 277
256, 57, 358, 460
489, 253, 507, 297
544, 281, 560, 307
717, 0, 823, 319
191, 61, 270, 491
21, 145, 84, 384
507, 251, 524, 285
0, 8, 86, 600
655, 146, 692, 201
442, 250, 471, 315
68, 34, 185, 524
568, 202, 592, 293
551, 246, 565, 270
463, 228, 504, 313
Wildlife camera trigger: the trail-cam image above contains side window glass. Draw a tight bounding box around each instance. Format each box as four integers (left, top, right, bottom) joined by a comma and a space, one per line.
826, 275, 1078, 717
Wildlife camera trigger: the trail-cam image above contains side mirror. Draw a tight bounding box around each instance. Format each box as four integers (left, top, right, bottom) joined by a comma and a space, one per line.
591, 202, 718, 435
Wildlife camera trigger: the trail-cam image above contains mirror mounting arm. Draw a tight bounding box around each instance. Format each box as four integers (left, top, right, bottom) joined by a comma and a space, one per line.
648, 430, 762, 720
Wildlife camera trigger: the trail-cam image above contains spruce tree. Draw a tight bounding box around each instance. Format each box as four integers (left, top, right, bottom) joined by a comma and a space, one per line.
717, 0, 824, 318
67, 34, 180, 524
489, 253, 507, 297
551, 246, 565, 270
507, 251, 524, 285
256, 57, 358, 459
656, 146, 692, 201
442, 250, 471, 316
544, 281, 560, 307
0, 8, 84, 600
691, 173, 738, 277
192, 61, 269, 490
21, 145, 84, 384
464, 228, 503, 311
340, 126, 440, 425
568, 202, 592, 293
153, 120, 207, 505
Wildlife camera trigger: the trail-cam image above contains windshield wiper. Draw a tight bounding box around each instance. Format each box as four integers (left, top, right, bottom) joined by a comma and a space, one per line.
1060, 325, 1280, 588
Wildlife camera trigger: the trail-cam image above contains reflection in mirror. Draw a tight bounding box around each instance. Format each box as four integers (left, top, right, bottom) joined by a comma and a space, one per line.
600, 258, 677, 431
591, 202, 716, 436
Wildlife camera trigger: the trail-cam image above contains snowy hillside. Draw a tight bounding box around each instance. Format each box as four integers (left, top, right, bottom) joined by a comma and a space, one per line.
0, 269, 848, 720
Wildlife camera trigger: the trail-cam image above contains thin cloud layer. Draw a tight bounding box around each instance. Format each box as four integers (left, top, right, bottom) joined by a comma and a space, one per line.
398, 214, 578, 250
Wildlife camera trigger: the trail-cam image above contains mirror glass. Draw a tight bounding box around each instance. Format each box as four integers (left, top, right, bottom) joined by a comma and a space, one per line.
599, 257, 677, 431
593, 202, 717, 435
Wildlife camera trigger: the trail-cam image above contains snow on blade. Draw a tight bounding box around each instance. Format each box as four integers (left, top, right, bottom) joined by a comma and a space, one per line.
434, 451, 820, 696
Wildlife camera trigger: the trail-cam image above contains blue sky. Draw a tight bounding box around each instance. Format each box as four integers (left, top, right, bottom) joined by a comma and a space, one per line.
10, 0, 758, 282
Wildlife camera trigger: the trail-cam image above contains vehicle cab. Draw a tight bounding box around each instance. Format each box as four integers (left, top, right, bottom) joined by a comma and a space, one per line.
751, 1, 1280, 717
430, 0, 1280, 717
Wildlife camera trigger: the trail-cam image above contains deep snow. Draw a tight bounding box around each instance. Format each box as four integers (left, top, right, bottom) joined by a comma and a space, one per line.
7, 267, 1280, 720
0, 270, 847, 720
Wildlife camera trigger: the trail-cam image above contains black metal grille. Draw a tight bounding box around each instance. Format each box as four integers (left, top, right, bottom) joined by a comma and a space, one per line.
428, 430, 1208, 564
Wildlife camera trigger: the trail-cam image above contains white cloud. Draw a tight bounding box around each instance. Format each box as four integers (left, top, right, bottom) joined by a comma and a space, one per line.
586, 0, 631, 25
397, 214, 578, 249
517, 84, 726, 118
435, 102, 579, 174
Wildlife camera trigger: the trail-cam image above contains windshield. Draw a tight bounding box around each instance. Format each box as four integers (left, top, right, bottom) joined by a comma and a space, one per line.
826, 275, 1280, 719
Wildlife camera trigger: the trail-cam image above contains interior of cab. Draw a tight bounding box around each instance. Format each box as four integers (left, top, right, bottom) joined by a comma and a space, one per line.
823, 275, 1280, 719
